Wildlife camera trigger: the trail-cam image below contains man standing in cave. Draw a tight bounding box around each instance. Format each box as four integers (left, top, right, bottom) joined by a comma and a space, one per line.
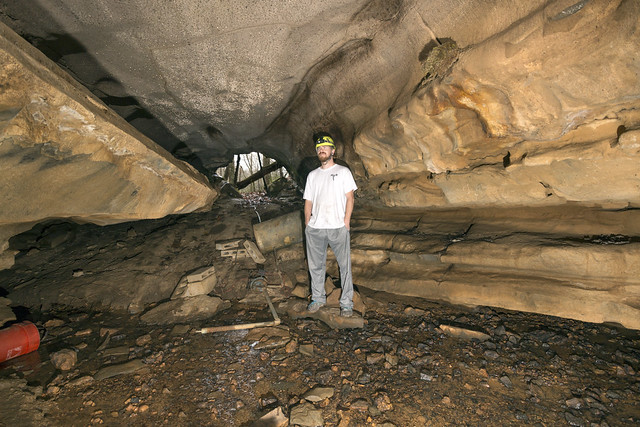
304, 132, 358, 317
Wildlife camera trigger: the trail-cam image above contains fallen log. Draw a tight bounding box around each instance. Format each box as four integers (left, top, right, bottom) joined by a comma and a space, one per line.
236, 161, 282, 190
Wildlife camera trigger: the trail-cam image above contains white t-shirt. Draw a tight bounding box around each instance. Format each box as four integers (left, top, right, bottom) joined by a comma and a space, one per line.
303, 164, 357, 229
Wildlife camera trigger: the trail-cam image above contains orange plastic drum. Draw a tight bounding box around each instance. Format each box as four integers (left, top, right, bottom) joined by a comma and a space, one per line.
0, 321, 40, 363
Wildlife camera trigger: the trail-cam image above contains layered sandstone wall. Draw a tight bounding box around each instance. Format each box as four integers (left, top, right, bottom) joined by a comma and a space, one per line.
333, 206, 640, 330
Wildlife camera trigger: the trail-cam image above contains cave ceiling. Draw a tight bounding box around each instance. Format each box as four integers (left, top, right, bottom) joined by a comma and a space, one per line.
0, 0, 553, 176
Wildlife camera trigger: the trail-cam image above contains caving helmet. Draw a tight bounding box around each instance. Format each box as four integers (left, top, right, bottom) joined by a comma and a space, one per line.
313, 131, 335, 150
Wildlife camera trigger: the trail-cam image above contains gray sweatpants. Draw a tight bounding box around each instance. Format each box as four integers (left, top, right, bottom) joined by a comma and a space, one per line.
305, 226, 353, 309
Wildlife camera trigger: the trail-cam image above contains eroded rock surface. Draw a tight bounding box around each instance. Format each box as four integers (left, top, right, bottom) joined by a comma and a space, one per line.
0, 0, 549, 171
354, 0, 640, 209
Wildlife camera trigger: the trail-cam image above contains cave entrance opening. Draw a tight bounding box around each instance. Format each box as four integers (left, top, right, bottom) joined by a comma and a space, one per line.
216, 152, 290, 195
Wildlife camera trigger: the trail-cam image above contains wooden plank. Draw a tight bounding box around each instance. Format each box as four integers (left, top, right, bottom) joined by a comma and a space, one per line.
243, 240, 266, 263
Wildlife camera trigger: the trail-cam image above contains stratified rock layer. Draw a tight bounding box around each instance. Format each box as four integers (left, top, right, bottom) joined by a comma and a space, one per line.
340, 206, 640, 330
0, 22, 216, 268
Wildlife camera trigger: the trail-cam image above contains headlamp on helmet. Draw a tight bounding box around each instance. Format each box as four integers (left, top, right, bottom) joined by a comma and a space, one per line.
314, 135, 335, 150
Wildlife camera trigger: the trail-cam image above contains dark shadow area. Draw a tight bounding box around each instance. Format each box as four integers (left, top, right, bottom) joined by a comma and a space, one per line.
10, 305, 35, 323
9, 219, 78, 254
169, 141, 211, 177
23, 32, 184, 153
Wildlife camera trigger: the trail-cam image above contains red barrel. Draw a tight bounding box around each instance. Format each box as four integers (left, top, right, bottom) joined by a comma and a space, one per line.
0, 321, 41, 363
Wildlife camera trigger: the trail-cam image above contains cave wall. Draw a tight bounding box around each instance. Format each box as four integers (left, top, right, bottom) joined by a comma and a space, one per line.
353, 0, 640, 209
339, 0, 640, 329
343, 206, 640, 330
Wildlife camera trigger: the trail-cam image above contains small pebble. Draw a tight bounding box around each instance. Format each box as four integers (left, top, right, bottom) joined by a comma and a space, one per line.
499, 375, 513, 388
566, 397, 583, 409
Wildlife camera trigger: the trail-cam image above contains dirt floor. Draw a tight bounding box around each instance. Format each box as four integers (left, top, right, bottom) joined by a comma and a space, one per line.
1, 289, 639, 426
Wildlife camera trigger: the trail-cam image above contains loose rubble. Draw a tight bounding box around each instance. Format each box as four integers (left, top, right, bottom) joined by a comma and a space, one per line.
0, 291, 638, 426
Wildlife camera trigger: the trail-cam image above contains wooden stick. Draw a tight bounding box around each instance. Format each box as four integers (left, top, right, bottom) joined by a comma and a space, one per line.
196, 288, 281, 334
196, 318, 281, 334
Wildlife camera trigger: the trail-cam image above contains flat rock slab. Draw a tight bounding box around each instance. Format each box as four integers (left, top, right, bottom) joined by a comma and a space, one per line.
0, 22, 217, 272
289, 402, 324, 427
140, 295, 226, 325
187, 265, 216, 283
101, 346, 130, 357
94, 359, 146, 381
299, 344, 314, 357
252, 406, 288, 427
303, 386, 335, 402
280, 298, 364, 329
171, 272, 217, 299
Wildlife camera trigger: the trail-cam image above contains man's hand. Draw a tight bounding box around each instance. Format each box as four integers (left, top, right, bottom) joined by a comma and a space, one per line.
304, 199, 313, 226
344, 190, 354, 231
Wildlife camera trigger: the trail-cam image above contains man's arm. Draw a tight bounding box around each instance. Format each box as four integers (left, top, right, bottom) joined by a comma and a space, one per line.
304, 199, 313, 226
344, 190, 354, 230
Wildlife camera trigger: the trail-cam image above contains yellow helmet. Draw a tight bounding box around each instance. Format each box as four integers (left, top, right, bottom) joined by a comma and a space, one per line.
314, 132, 335, 149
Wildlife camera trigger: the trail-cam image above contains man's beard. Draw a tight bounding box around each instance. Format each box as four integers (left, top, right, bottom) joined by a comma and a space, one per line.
318, 152, 332, 162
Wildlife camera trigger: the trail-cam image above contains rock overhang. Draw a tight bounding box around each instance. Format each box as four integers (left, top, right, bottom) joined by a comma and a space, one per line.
0, 19, 217, 269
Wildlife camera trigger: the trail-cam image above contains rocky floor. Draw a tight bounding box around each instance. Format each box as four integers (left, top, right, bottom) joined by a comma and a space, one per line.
1, 290, 639, 426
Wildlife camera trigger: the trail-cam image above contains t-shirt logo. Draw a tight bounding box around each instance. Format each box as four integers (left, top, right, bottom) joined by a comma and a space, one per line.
331, 173, 338, 181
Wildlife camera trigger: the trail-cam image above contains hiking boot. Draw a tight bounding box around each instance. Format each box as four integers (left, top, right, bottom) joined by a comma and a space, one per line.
340, 307, 353, 317
307, 301, 325, 313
